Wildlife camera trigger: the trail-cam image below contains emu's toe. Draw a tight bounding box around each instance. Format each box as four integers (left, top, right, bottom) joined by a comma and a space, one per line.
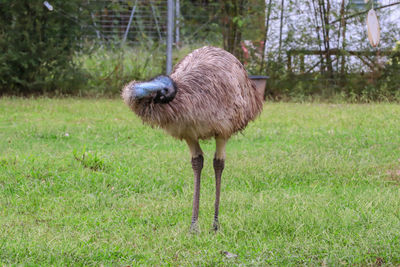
212, 220, 220, 232
189, 222, 200, 234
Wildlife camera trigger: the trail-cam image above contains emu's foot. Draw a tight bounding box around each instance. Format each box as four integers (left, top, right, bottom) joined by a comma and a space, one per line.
189, 222, 200, 234
212, 220, 219, 232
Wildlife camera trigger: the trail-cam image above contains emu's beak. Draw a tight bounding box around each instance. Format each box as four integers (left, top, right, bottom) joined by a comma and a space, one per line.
122, 81, 161, 103
133, 81, 166, 99
122, 76, 177, 104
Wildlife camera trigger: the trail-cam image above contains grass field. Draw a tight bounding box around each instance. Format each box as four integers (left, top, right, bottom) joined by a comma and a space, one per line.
1, 98, 400, 265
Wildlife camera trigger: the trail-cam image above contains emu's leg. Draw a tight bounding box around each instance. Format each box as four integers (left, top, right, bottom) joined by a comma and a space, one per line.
186, 139, 203, 233
213, 137, 227, 231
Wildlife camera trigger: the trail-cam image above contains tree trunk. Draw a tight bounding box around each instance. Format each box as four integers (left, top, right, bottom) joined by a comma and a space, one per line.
340, 0, 347, 84
278, 0, 285, 60
260, 0, 273, 73
319, 0, 333, 77
221, 0, 245, 61
336, 0, 345, 72
311, 0, 325, 73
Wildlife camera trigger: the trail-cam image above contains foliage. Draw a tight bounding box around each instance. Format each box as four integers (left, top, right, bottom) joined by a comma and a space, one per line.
0, 0, 398, 101
263, 71, 400, 102
179, 0, 221, 44
73, 146, 108, 171
76, 44, 203, 96
0, 0, 93, 95
220, 0, 246, 60
377, 42, 400, 100
253, 0, 400, 101
1, 98, 400, 265
76, 44, 163, 96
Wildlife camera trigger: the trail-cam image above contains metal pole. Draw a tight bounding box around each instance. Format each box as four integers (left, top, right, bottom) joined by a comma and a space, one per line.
166, 0, 174, 74
175, 0, 180, 45
122, 0, 138, 44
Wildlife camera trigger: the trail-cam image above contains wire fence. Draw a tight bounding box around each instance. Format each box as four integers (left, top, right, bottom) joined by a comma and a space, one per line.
87, 0, 167, 44
85, 0, 220, 46
81, 0, 399, 82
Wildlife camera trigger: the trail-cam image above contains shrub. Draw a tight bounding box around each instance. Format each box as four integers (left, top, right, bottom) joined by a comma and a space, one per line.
76, 44, 164, 96
0, 0, 91, 95
76, 44, 203, 96
377, 42, 400, 100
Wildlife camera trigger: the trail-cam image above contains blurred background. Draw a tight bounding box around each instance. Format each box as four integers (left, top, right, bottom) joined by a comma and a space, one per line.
1, 0, 399, 101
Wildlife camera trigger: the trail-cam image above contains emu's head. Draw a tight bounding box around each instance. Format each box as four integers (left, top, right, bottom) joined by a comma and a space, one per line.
122, 75, 177, 106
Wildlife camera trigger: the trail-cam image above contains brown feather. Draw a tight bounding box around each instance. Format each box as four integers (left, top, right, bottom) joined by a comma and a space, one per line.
122, 46, 264, 140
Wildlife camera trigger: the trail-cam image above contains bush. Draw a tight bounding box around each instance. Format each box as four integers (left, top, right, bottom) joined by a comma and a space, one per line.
76, 44, 203, 96
377, 42, 400, 100
76, 44, 164, 96
0, 0, 91, 95
261, 60, 400, 102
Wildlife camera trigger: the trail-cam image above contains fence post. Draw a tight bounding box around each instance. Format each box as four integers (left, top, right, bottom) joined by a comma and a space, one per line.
166, 0, 174, 75
175, 0, 180, 45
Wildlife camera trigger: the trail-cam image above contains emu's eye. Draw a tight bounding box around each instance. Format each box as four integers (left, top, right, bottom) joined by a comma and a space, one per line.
153, 85, 176, 104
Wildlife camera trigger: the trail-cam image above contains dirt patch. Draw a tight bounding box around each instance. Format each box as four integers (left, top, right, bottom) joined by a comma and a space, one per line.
386, 159, 400, 182
375, 257, 384, 266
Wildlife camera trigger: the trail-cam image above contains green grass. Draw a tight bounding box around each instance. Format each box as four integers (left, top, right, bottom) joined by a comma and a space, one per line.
1, 98, 400, 266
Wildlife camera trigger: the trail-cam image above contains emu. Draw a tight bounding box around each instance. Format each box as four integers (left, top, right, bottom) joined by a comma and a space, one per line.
122, 46, 263, 232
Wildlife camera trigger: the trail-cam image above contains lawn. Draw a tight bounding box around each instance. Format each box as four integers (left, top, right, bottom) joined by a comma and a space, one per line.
1, 98, 400, 265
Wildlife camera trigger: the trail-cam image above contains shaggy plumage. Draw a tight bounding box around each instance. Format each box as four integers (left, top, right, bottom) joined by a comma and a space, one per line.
122, 46, 263, 140
122, 46, 264, 232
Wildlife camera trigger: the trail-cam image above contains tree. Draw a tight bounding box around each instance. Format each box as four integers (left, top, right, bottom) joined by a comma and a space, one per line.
221, 0, 245, 60
0, 0, 91, 95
